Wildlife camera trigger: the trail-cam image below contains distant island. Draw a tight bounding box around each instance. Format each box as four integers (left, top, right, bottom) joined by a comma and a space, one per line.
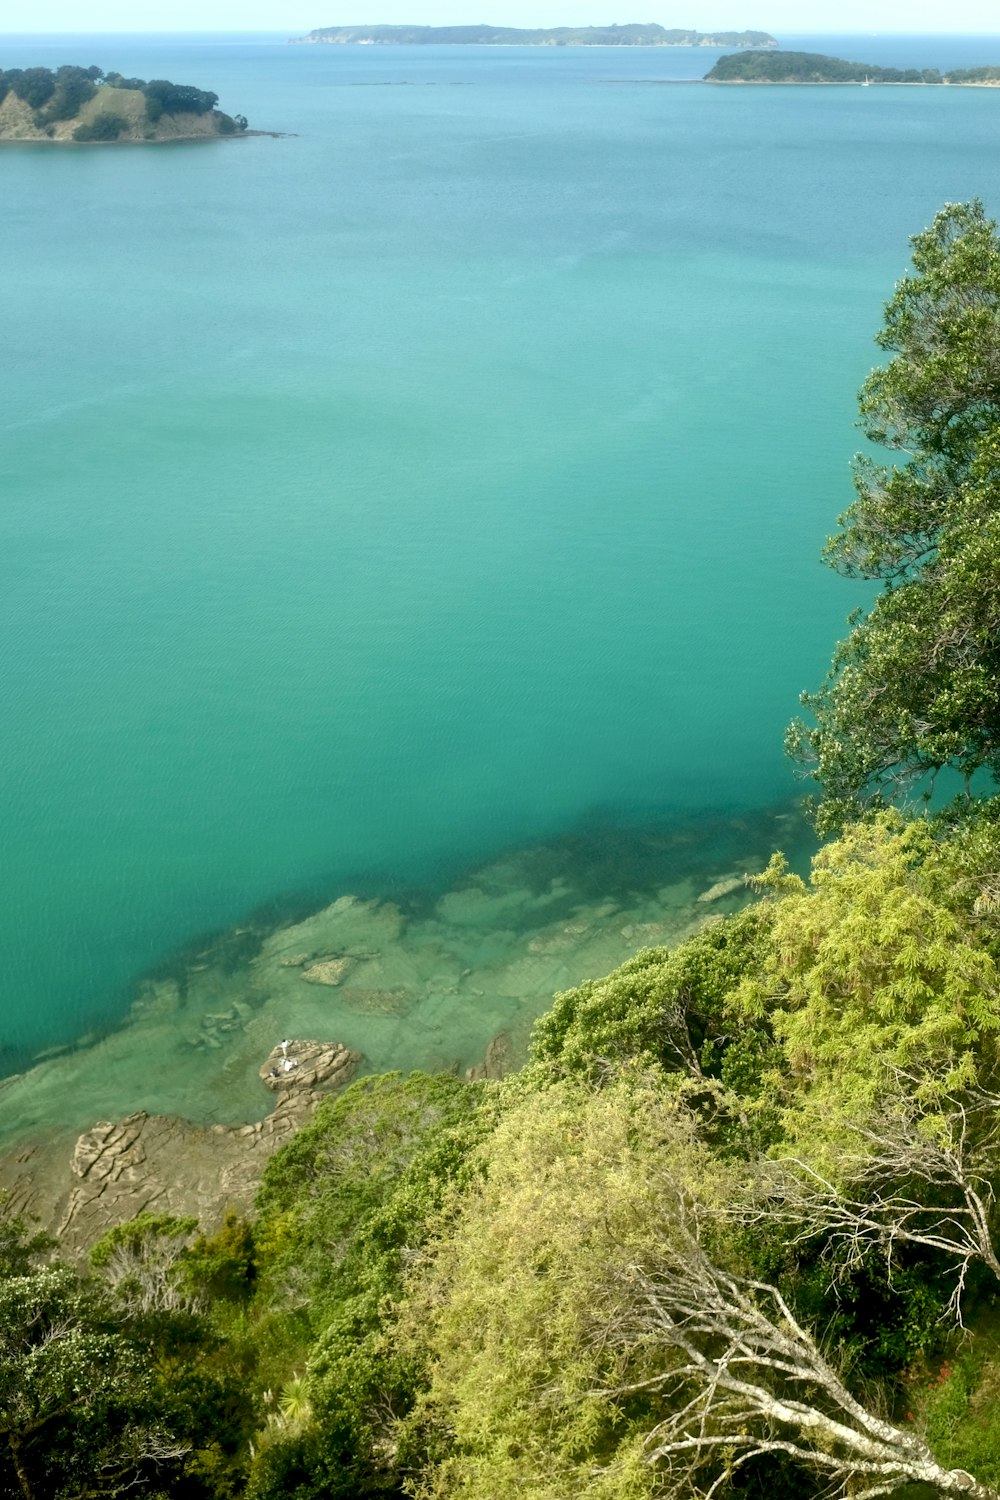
705, 49, 1000, 84
292, 23, 778, 47
0, 65, 249, 142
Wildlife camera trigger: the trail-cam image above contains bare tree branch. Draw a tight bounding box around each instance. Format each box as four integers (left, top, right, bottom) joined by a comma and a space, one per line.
734, 1079, 1000, 1323
598, 1180, 998, 1499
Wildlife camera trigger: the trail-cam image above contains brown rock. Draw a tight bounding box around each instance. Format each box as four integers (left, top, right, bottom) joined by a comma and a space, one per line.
465, 1031, 511, 1082
0, 1039, 360, 1258
259, 1038, 359, 1094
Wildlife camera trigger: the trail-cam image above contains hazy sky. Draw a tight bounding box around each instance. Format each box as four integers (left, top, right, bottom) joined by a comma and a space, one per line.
4, 0, 1000, 35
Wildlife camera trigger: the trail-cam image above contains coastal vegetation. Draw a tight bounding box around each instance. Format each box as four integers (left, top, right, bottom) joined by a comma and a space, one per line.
705, 50, 1000, 84
293, 23, 778, 47
948, 66, 1000, 83
0, 65, 248, 142
7, 201, 1000, 1499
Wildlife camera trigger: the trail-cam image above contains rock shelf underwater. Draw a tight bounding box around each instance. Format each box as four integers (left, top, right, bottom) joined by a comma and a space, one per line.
0, 802, 811, 1153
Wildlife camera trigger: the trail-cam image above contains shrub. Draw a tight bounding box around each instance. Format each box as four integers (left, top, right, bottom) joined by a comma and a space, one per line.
73, 111, 129, 141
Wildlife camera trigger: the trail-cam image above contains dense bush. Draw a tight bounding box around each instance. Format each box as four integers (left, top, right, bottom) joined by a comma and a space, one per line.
144, 78, 219, 118
73, 111, 129, 141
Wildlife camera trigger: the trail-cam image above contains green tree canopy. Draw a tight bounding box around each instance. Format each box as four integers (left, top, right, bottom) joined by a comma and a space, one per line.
789, 202, 1000, 830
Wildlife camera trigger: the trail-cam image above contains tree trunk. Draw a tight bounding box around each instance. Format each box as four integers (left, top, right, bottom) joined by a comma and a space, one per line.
8, 1436, 36, 1500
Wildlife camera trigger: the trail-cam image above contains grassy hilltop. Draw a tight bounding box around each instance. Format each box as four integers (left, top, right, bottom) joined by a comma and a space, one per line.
0, 65, 248, 142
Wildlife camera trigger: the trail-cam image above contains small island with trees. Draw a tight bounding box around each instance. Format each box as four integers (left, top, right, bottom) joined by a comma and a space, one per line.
706, 49, 1000, 84
292, 22, 778, 47
0, 65, 249, 143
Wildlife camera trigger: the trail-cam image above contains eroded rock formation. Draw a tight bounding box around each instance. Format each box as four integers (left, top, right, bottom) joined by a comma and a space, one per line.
0, 1039, 358, 1255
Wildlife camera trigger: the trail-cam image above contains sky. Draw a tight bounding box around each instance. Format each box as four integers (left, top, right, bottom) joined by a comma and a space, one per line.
2, 0, 999, 38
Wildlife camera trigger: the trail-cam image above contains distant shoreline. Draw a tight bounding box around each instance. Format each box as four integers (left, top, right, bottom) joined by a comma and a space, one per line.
705, 78, 1000, 87
600, 78, 1000, 88
0, 129, 284, 147
291, 24, 778, 49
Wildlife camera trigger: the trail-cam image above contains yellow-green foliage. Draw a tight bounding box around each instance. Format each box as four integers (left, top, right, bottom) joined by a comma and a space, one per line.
399, 1079, 732, 1500
732, 815, 1000, 1150
529, 905, 770, 1079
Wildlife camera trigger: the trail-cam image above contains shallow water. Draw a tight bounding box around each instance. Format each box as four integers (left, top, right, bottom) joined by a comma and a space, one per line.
3, 32, 1000, 1124
0, 802, 812, 1147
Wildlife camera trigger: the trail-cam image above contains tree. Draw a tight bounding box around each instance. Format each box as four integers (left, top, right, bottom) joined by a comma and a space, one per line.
789, 202, 1000, 831
10, 68, 55, 109
73, 112, 129, 142
90, 1211, 201, 1315
397, 1079, 735, 1500
613, 1218, 1000, 1500
143, 79, 218, 117
740, 1075, 1000, 1323
398, 1076, 1000, 1499
529, 906, 770, 1086
731, 816, 1000, 1149
35, 65, 99, 123
246, 1072, 483, 1500
0, 1266, 187, 1499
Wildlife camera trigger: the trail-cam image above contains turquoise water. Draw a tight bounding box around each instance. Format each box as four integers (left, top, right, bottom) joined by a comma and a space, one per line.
3, 33, 1000, 1076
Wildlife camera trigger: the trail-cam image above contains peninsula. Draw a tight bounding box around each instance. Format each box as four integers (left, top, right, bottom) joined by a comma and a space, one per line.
292, 22, 778, 46
705, 49, 1000, 83
0, 65, 248, 142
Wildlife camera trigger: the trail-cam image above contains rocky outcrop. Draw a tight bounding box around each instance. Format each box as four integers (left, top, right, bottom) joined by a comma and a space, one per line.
258, 1038, 358, 1094
697, 875, 745, 904
0, 1040, 359, 1256
465, 1031, 511, 1082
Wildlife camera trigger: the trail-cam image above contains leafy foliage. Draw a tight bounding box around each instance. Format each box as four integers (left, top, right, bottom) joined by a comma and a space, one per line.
733, 815, 1000, 1146
397, 1080, 721, 1500
530, 904, 771, 1081
245, 1072, 485, 1499
73, 111, 129, 141
790, 201, 1000, 830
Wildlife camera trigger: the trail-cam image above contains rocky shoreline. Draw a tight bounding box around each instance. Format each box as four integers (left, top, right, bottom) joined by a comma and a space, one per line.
0, 806, 811, 1253
0, 1038, 359, 1255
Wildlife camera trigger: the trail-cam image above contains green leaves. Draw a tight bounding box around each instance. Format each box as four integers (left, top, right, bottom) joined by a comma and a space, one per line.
793, 201, 1000, 828
731, 815, 1000, 1157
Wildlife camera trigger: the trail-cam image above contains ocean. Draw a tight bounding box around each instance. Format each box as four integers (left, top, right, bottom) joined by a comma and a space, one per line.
2, 30, 1000, 1131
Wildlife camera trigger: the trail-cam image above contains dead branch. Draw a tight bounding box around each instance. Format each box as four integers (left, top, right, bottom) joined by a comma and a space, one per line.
601, 1183, 997, 1499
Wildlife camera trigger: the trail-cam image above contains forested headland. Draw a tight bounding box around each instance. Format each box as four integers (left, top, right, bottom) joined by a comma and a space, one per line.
9, 201, 1000, 1500
0, 65, 248, 142
706, 49, 1000, 83
292, 23, 778, 47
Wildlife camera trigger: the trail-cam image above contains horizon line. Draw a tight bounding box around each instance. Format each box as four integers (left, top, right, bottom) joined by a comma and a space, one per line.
4, 26, 1000, 34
